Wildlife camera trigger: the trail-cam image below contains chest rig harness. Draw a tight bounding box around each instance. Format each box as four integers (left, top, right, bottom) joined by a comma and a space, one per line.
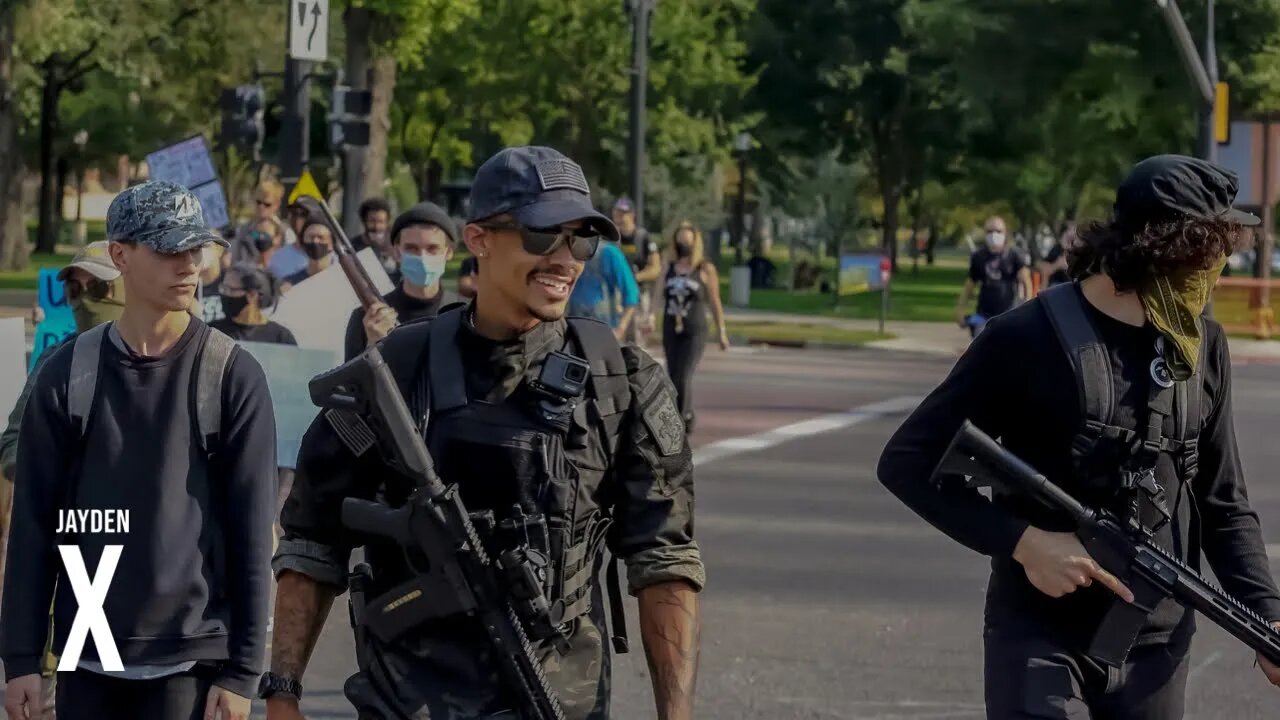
1040, 283, 1206, 562
359, 307, 635, 658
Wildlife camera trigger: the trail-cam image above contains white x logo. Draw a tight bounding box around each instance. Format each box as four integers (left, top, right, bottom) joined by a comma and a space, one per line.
57, 545, 123, 672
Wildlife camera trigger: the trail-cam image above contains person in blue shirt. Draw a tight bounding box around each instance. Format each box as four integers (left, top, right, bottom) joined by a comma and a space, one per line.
568, 238, 640, 339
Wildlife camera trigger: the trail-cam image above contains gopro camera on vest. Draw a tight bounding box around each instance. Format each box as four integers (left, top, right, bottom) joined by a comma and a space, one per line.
534, 351, 590, 400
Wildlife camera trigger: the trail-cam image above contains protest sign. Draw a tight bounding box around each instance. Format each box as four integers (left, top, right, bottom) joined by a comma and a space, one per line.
270, 248, 394, 358
237, 342, 340, 469
0, 318, 25, 423
32, 268, 76, 370
146, 135, 230, 229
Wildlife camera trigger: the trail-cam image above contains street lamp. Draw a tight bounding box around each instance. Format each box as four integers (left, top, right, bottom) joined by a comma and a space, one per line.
73, 129, 89, 244
625, 0, 656, 229
733, 131, 752, 266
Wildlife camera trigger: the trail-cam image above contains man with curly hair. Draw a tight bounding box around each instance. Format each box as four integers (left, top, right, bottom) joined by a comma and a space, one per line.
879, 154, 1280, 718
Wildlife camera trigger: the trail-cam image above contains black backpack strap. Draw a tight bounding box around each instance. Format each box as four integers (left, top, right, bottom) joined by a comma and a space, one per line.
1173, 325, 1206, 479
194, 326, 237, 456
1040, 283, 1116, 463
426, 306, 468, 413
67, 323, 108, 438
566, 317, 628, 415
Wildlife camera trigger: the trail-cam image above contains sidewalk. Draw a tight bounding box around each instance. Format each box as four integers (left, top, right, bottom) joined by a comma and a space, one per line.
724, 308, 968, 356
725, 307, 1280, 363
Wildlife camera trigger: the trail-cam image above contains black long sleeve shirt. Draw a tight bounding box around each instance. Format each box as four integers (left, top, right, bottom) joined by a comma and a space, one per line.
0, 318, 277, 697
879, 288, 1280, 647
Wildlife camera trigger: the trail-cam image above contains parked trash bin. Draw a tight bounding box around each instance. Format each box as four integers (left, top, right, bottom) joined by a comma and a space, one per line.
730, 265, 751, 307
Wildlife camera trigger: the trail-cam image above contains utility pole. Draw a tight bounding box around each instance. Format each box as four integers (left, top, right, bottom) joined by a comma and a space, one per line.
281, 59, 311, 200
341, 6, 372, 237
626, 0, 655, 229
1155, 0, 1216, 161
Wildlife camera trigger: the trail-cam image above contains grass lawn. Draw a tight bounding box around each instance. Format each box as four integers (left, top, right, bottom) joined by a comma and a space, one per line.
0, 252, 76, 291
715, 249, 968, 324
723, 321, 890, 347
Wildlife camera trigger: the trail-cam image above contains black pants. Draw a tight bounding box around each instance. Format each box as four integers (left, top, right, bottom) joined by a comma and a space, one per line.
663, 326, 706, 428
984, 620, 1192, 719
55, 664, 215, 720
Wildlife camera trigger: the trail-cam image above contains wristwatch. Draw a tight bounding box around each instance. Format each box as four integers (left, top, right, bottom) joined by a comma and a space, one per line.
257, 672, 303, 701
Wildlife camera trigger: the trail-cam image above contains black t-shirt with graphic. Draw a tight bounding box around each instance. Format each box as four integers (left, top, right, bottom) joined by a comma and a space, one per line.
968, 247, 1026, 317
197, 274, 225, 324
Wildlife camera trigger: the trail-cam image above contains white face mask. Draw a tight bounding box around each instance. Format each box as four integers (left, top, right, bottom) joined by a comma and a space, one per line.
986, 231, 1006, 249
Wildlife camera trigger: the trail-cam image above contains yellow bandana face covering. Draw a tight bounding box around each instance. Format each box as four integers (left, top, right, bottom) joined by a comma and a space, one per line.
1139, 255, 1226, 381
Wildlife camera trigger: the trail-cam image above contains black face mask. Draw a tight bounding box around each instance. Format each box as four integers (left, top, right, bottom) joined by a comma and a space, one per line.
250, 230, 275, 253
302, 242, 329, 260
675, 242, 693, 258
220, 295, 250, 320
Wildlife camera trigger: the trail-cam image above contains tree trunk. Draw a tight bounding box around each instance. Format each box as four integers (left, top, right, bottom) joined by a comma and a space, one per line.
926, 221, 939, 265
36, 61, 61, 255
361, 54, 395, 202
882, 188, 901, 271
0, 3, 27, 271
55, 154, 69, 246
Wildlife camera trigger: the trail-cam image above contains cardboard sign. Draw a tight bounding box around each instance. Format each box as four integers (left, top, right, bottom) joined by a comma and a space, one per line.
270, 248, 394, 358
237, 342, 340, 470
31, 268, 76, 370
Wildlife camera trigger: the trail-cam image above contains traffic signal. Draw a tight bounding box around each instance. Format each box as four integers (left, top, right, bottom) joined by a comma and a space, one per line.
220, 84, 265, 156
329, 85, 372, 149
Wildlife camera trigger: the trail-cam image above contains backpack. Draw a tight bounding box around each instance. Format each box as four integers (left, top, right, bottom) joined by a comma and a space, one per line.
1039, 283, 1205, 537
67, 322, 238, 457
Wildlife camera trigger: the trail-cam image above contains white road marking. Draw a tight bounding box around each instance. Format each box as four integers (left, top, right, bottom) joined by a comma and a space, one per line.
692, 395, 922, 467
1187, 650, 1222, 682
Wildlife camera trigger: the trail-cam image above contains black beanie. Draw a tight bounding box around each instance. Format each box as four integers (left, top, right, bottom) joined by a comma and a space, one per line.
391, 202, 459, 247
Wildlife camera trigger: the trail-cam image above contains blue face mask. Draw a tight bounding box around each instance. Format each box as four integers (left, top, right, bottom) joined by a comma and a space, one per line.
401, 252, 446, 287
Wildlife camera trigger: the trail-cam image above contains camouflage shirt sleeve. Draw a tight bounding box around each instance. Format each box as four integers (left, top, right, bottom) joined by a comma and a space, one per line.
611, 345, 705, 595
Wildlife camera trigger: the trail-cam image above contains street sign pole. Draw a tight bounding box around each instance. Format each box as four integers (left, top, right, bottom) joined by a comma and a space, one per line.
282, 0, 329, 199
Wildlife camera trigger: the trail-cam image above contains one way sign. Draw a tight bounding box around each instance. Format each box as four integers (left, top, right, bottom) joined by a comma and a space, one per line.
289, 0, 329, 62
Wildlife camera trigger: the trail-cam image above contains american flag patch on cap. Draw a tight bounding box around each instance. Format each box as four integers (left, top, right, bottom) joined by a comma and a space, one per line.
535, 159, 590, 194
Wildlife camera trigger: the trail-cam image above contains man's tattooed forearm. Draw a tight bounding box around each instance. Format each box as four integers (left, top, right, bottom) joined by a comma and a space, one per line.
640, 582, 701, 720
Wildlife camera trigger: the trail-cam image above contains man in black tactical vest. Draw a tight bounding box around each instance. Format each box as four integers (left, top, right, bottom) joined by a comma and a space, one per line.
264, 145, 705, 720
879, 155, 1280, 718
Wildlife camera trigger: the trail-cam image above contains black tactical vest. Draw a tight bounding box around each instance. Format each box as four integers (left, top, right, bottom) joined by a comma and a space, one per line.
349, 308, 634, 720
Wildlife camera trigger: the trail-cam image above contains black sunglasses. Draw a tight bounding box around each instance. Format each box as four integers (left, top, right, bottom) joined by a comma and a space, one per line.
478, 222, 599, 261
65, 277, 111, 302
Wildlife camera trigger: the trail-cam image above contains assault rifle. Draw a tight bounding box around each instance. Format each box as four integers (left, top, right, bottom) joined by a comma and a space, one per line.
309, 346, 568, 720
934, 420, 1280, 668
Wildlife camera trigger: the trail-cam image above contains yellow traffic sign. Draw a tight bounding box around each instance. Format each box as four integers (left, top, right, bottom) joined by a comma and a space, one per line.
287, 169, 323, 205
1216, 82, 1230, 144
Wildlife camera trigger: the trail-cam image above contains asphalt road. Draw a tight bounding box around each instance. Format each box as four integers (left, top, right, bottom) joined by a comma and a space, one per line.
8, 341, 1280, 718
252, 343, 1280, 719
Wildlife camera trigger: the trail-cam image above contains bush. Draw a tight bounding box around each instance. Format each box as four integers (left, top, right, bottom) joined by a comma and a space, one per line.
793, 259, 823, 290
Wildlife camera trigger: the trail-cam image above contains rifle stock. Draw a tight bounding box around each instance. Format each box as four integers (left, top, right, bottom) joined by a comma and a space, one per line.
932, 420, 1280, 667
308, 346, 568, 720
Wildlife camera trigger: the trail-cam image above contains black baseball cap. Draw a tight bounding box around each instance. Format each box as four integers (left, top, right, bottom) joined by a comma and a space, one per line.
466, 146, 619, 242
1115, 154, 1261, 228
